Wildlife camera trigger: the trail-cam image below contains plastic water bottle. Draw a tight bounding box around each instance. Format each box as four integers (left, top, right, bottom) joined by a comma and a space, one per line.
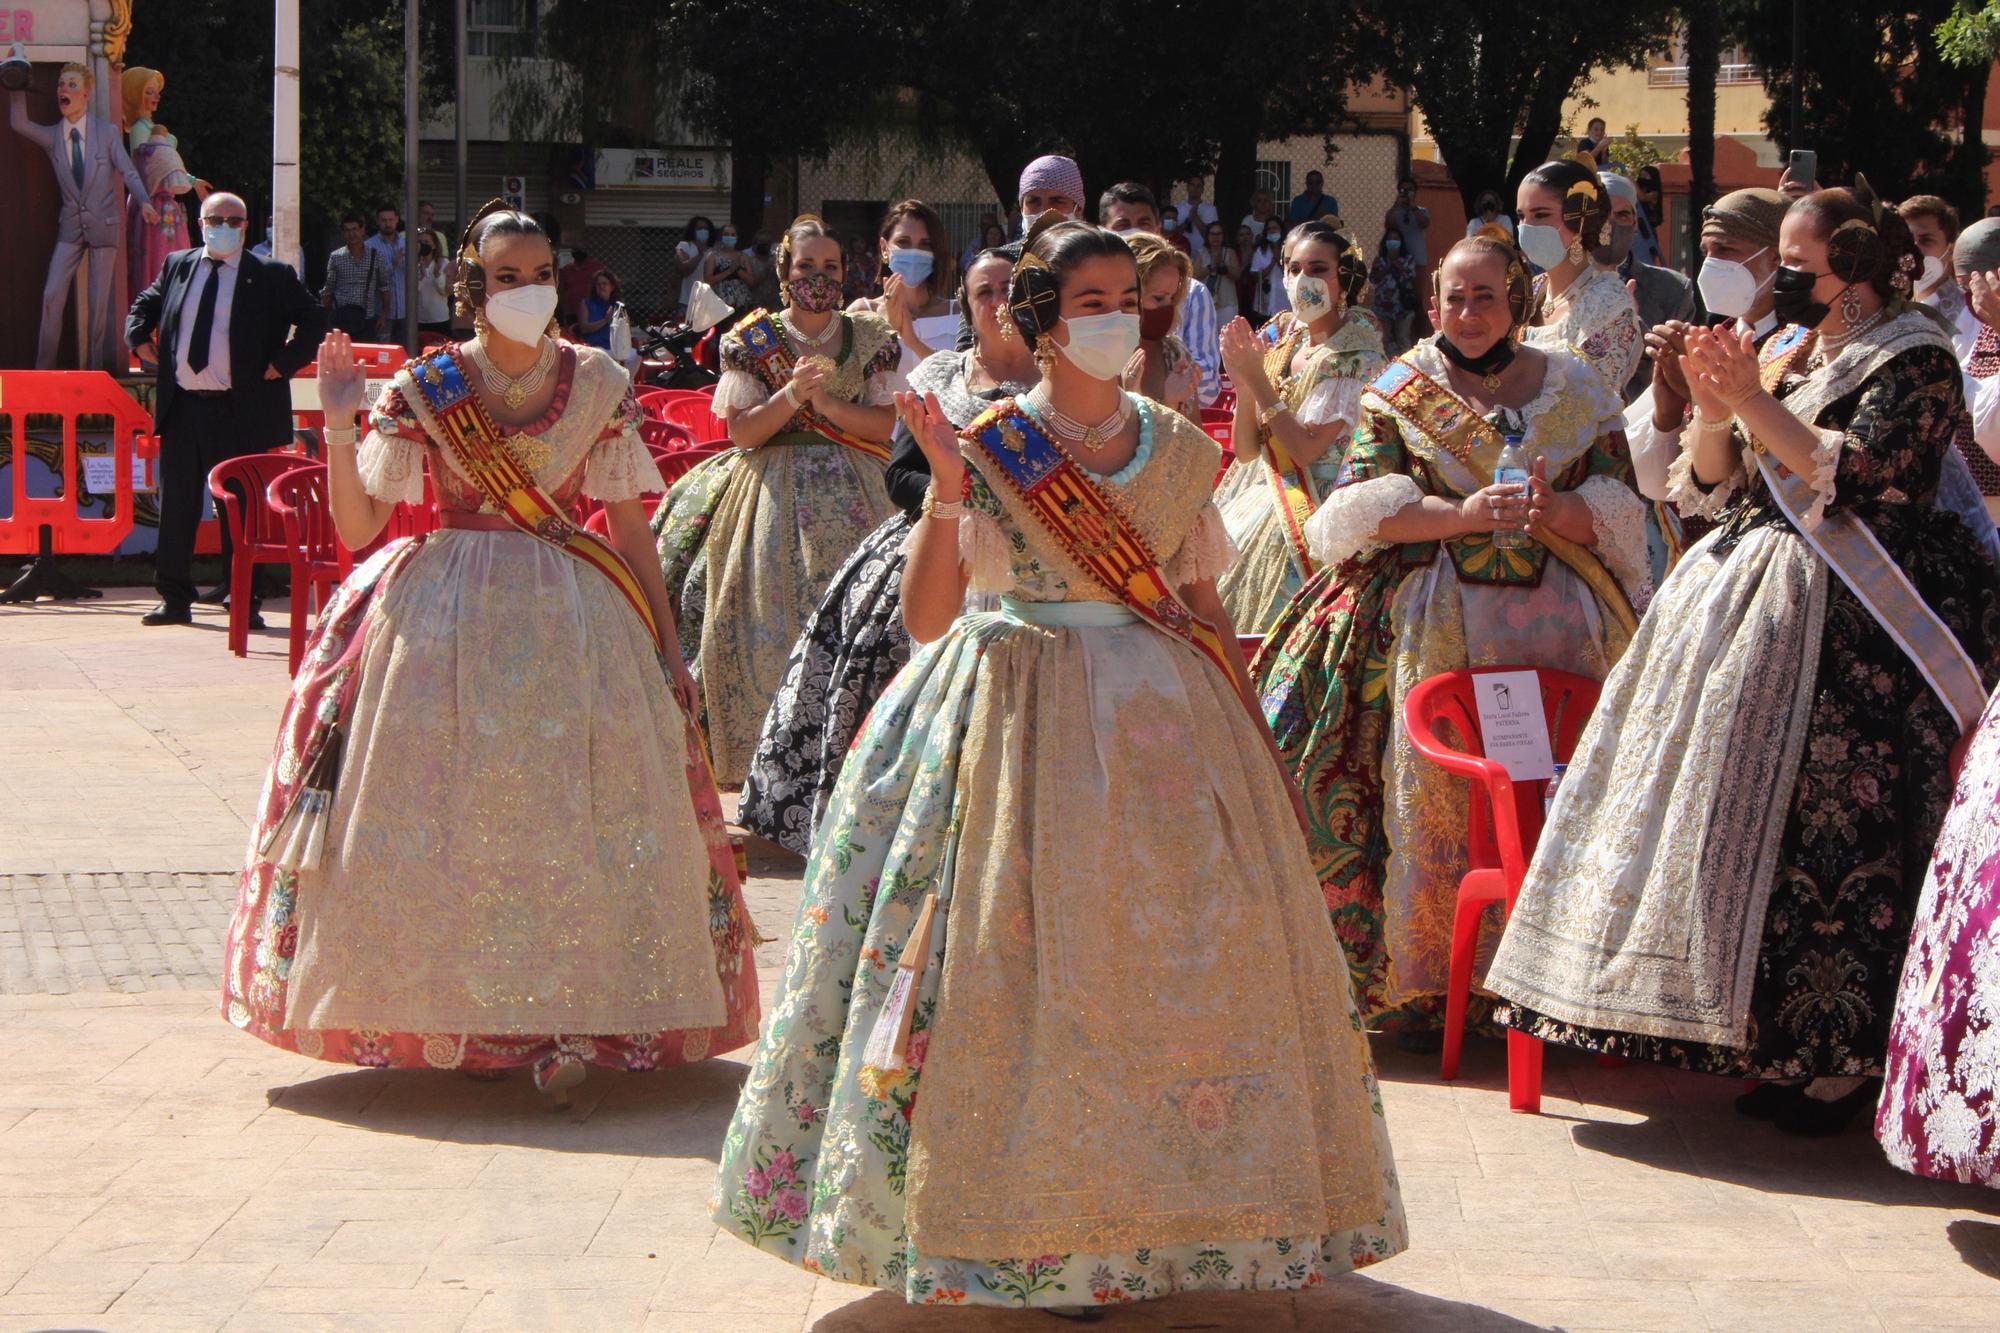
1493, 432, 1530, 550
1543, 762, 1568, 820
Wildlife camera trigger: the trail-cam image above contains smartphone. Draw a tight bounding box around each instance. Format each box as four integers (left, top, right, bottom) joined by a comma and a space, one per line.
1788, 148, 1817, 185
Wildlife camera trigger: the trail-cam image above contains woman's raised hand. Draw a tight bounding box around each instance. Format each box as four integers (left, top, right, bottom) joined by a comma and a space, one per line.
894, 389, 965, 492
1680, 325, 1759, 415
1218, 317, 1264, 384
317, 330, 366, 424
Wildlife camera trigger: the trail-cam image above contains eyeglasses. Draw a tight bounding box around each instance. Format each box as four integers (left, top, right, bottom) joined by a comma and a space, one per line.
202, 216, 249, 228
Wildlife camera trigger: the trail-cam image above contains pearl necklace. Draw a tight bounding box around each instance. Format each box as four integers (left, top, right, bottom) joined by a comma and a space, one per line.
1025, 386, 1132, 452
786, 310, 841, 348
469, 337, 558, 410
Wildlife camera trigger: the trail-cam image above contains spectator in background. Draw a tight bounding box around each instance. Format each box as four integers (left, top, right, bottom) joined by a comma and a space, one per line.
1287, 169, 1340, 225
1902, 194, 1978, 356
1628, 166, 1666, 266
1100, 180, 1221, 405
675, 215, 714, 316
1370, 230, 1420, 355
748, 230, 781, 311
960, 212, 1000, 272
414, 229, 452, 338
1176, 176, 1219, 257
1233, 222, 1258, 316
700, 221, 756, 313
321, 214, 388, 339
366, 203, 408, 344
850, 197, 956, 368
1576, 116, 1612, 168
1600, 171, 1693, 400
557, 244, 606, 329
572, 267, 622, 350
1121, 230, 1202, 420
1017, 152, 1086, 222
1383, 177, 1431, 271
842, 232, 880, 304
1160, 208, 1193, 254
1241, 187, 1277, 236
416, 199, 441, 239
1249, 216, 1285, 322
1197, 220, 1241, 322
1465, 189, 1515, 242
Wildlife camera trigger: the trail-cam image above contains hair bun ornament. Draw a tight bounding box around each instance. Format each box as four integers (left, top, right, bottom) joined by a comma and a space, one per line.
1827, 216, 1883, 285
1008, 251, 1062, 342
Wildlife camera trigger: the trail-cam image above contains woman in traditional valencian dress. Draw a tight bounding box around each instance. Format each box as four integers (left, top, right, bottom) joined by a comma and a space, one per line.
655, 215, 902, 786
738, 244, 1037, 856
1254, 236, 1650, 1032
1214, 220, 1386, 636
712, 218, 1404, 1310
1877, 683, 2000, 1186
1488, 190, 2000, 1136
218, 207, 758, 1098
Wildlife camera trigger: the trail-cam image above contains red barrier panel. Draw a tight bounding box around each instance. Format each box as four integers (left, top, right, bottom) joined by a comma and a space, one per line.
0, 371, 156, 602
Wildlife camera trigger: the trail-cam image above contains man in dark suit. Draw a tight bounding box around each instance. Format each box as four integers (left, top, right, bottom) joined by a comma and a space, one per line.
7, 61, 157, 369
126, 191, 326, 627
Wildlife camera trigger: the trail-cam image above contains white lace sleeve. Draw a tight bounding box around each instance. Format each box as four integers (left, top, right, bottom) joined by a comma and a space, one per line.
1799, 427, 1845, 532
1294, 375, 1362, 430
1574, 474, 1653, 609
1163, 503, 1240, 586
959, 511, 1015, 593
582, 425, 659, 503
1665, 432, 1746, 517
1624, 388, 1684, 502
863, 369, 904, 405
1303, 474, 1425, 569
356, 429, 425, 506
712, 368, 769, 417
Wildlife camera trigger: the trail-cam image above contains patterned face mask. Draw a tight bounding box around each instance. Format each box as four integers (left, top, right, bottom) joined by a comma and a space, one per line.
787, 272, 843, 313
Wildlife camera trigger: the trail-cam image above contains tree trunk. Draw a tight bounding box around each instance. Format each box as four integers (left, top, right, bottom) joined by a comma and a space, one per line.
1509, 33, 1589, 201
1214, 119, 1261, 239
730, 152, 767, 237
1685, 0, 1721, 278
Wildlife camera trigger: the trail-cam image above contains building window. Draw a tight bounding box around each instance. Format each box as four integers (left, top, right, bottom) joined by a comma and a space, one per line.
469, 0, 535, 58
1649, 36, 1758, 87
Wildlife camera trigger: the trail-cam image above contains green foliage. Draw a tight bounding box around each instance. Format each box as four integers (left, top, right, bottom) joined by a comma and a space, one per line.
1732, 0, 1990, 214
1937, 2, 2000, 66
1606, 124, 1670, 176
1363, 1, 1678, 210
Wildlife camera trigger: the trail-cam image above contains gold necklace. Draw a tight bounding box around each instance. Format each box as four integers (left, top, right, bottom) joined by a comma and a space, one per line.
1025, 387, 1132, 452
469, 337, 557, 410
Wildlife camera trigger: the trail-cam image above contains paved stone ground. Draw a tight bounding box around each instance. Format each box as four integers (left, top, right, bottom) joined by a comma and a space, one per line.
2, 589, 1998, 1331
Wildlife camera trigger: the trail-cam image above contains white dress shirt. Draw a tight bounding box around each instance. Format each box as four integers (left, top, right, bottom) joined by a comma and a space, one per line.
62, 113, 86, 164
1627, 311, 1777, 501
175, 248, 243, 392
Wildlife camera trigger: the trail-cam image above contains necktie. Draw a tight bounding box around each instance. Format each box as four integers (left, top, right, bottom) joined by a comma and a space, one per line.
187, 258, 222, 375
68, 127, 84, 188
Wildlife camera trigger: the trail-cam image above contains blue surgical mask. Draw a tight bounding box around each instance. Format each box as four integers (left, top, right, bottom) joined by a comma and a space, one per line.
720, 234, 737, 250
885, 247, 934, 284
694, 228, 710, 244
203, 223, 244, 257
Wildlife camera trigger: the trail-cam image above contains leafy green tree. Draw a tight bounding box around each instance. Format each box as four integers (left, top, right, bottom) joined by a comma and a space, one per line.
1362, 2, 1677, 213
1732, 0, 1989, 214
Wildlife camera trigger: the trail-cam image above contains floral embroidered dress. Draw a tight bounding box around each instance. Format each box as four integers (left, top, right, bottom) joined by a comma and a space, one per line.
128, 131, 193, 296
1253, 340, 1647, 1023
1877, 680, 2000, 1186
654, 309, 900, 785
1488, 309, 2000, 1081
1215, 311, 1387, 635
738, 348, 1023, 855
712, 397, 1405, 1308
220, 344, 760, 1074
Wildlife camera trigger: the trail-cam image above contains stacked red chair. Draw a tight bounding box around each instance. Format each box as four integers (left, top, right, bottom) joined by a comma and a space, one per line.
265, 464, 341, 676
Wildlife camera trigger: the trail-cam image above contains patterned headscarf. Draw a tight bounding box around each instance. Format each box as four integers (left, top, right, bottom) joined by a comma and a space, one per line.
1700, 188, 1787, 251
1017, 155, 1084, 211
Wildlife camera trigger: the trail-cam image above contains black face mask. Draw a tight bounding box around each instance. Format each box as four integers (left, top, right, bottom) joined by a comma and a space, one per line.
1772, 265, 1830, 329
1436, 332, 1517, 379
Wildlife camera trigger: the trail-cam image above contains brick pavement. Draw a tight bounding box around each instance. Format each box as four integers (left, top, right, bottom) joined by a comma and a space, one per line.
2, 591, 1998, 1331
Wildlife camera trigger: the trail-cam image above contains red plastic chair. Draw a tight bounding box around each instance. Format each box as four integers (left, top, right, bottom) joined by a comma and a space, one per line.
639, 418, 693, 450
265, 464, 342, 676
207, 453, 307, 657
1402, 666, 1603, 1114
1204, 418, 1233, 452
664, 394, 729, 443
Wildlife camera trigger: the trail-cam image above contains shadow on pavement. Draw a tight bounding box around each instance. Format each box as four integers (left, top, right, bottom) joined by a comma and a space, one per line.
811, 1275, 1550, 1331
262, 1050, 753, 1158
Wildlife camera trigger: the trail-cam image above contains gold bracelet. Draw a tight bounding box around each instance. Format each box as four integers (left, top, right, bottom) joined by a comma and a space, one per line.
1256, 400, 1291, 429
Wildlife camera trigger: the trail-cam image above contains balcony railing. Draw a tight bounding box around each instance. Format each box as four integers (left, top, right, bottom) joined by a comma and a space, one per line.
1649, 62, 1761, 87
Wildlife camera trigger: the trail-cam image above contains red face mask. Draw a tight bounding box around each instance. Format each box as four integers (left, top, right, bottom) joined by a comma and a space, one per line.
1139, 304, 1176, 340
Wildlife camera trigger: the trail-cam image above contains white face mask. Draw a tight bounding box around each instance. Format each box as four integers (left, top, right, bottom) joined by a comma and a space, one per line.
1055, 311, 1142, 381
1517, 223, 1571, 271
1695, 248, 1771, 320
1287, 272, 1335, 319
1921, 254, 1947, 291
482, 283, 559, 342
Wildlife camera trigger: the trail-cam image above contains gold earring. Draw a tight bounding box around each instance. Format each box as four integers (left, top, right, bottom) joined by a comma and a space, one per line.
1839, 283, 1865, 324
473, 307, 490, 338
1567, 236, 1586, 268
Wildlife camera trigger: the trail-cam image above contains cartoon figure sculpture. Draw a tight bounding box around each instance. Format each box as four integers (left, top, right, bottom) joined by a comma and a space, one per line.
121, 67, 204, 296
6, 60, 156, 369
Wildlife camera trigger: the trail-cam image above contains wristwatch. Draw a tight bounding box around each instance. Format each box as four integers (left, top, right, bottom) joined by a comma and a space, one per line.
1257, 399, 1291, 429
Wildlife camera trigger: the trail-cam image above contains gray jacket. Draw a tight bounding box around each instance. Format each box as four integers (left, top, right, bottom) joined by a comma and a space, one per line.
8, 94, 149, 249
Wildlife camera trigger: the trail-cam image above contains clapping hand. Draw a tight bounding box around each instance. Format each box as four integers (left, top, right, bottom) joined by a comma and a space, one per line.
893, 389, 965, 496
788, 358, 830, 408
1680, 324, 1760, 414
1218, 316, 1265, 385
1646, 320, 1695, 414
1968, 271, 2000, 329
316, 330, 367, 424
